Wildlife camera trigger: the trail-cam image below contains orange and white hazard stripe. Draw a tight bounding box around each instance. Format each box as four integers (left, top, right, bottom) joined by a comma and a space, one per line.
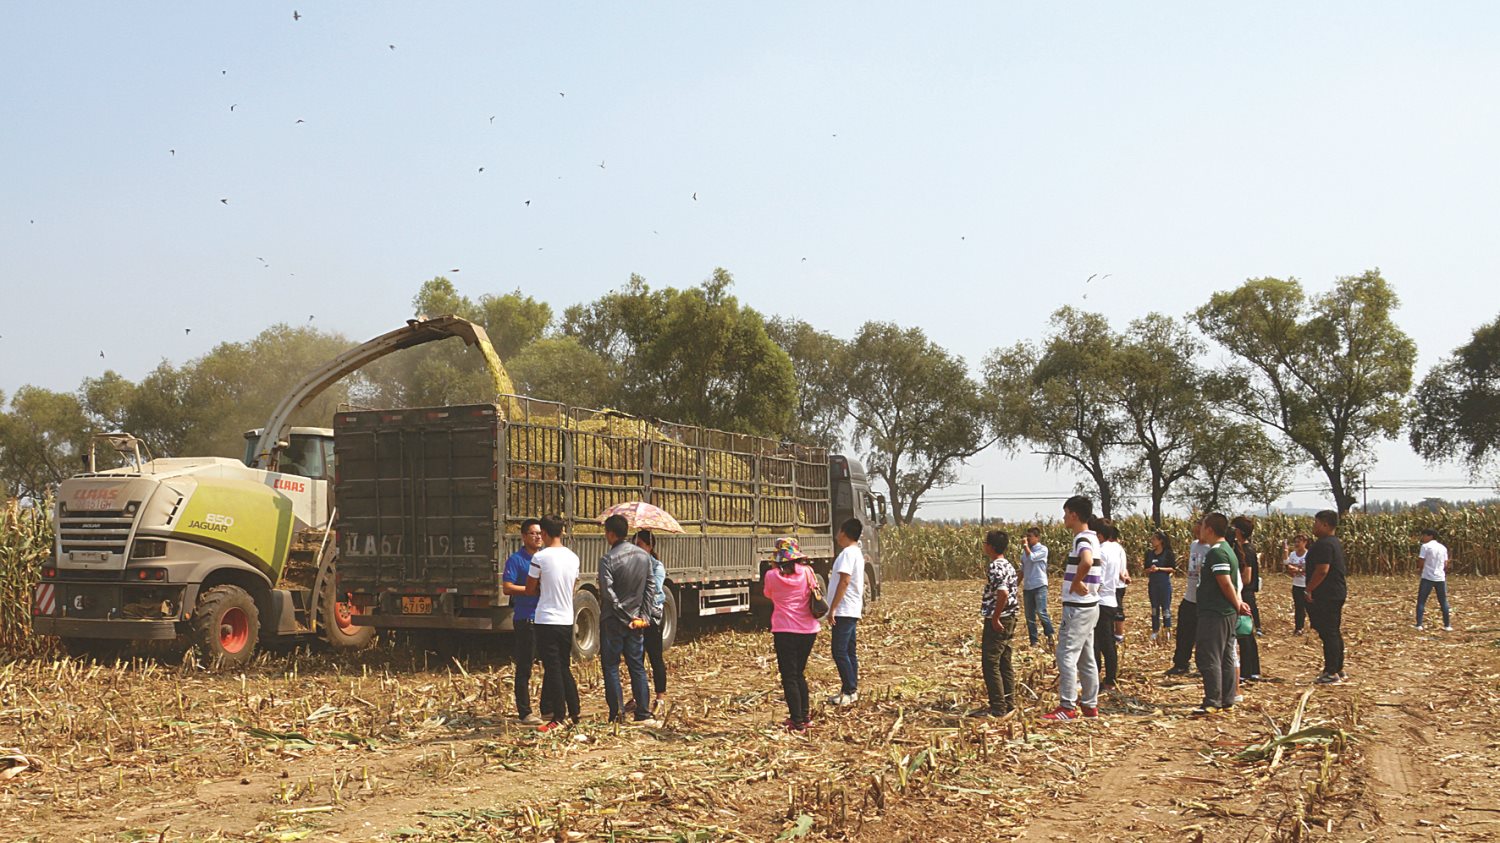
32, 583, 55, 616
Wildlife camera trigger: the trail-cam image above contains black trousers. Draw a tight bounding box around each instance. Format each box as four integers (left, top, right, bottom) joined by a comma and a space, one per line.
535, 623, 580, 722
1291, 585, 1308, 631
773, 632, 816, 725
644, 618, 667, 694
1093, 608, 1119, 685
1308, 599, 1346, 675
1171, 600, 1199, 672
512, 618, 537, 717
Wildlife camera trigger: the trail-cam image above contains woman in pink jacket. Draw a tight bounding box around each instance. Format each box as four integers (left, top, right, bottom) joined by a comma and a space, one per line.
763, 538, 822, 732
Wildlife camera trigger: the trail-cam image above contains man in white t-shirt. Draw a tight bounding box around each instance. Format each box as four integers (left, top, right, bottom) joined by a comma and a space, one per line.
1041, 495, 1101, 721
1283, 534, 1309, 635
1415, 528, 1452, 631
524, 515, 581, 730
1167, 536, 1208, 675
826, 518, 866, 706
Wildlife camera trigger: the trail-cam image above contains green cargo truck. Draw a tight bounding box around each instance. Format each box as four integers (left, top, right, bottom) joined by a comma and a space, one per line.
334, 397, 886, 658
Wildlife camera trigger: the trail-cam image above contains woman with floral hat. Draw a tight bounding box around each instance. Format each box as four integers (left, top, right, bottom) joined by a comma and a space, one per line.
762, 537, 822, 733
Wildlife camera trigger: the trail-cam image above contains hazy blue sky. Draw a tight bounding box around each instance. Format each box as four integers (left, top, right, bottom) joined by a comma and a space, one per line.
3, 3, 1498, 519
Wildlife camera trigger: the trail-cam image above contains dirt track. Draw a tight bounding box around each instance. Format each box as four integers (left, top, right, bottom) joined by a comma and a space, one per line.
2, 576, 1498, 841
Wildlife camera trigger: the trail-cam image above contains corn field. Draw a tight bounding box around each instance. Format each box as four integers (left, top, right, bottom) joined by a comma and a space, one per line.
882, 507, 1500, 580
0, 498, 53, 658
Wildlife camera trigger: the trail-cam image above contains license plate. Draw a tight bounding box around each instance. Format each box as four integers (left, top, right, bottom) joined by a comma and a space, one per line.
401, 596, 433, 614
69, 551, 110, 563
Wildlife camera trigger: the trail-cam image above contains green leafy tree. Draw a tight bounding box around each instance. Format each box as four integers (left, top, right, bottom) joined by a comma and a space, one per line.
765, 317, 849, 449
0, 387, 91, 498
1410, 314, 1500, 482
1115, 314, 1211, 525
1172, 420, 1290, 514
846, 322, 991, 525
985, 307, 1138, 518
509, 336, 618, 409
563, 270, 796, 435
476, 289, 553, 360
1192, 270, 1416, 514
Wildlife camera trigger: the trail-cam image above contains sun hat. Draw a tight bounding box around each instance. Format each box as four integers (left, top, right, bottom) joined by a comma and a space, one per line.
774, 537, 809, 563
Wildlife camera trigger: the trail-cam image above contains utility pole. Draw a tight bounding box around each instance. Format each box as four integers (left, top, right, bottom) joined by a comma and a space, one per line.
980, 484, 985, 523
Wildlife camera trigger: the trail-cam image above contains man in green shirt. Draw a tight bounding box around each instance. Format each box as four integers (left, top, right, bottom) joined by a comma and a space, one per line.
1193, 512, 1251, 715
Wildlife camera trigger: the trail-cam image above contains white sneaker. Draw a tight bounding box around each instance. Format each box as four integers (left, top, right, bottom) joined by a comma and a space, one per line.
829, 692, 859, 706
1443, 625, 1454, 631
1415, 625, 1424, 631
1150, 632, 1159, 642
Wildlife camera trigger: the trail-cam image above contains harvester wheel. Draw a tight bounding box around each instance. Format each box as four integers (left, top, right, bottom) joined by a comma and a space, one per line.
190, 585, 260, 669
319, 570, 376, 650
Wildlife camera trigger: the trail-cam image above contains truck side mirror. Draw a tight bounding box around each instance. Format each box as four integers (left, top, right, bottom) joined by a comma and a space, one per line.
875, 494, 889, 526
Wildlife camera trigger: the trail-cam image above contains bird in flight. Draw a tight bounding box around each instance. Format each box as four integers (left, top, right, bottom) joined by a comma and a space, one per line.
801, 257, 807, 262
558, 92, 565, 97
388, 44, 396, 50
478, 167, 485, 173
524, 199, 531, 207
308, 315, 315, 322
185, 328, 191, 335
220, 199, 229, 205
99, 351, 105, 359
489, 115, 495, 124
292, 10, 301, 20
450, 268, 461, 273
230, 104, 237, 112
169, 149, 175, 156
692, 192, 698, 201
295, 118, 305, 124
598, 160, 606, 169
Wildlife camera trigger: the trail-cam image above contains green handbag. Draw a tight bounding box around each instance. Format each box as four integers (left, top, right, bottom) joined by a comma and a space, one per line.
1235, 613, 1254, 637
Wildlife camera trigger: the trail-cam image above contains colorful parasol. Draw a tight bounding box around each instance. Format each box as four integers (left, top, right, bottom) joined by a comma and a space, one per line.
596, 500, 686, 534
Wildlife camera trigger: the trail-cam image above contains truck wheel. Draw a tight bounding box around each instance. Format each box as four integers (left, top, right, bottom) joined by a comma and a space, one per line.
61, 638, 128, 662
191, 585, 260, 669
864, 565, 878, 605
660, 586, 679, 651
320, 573, 376, 651
572, 590, 600, 661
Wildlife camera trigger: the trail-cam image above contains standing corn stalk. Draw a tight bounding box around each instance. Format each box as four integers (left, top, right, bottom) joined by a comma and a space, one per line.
0, 497, 55, 658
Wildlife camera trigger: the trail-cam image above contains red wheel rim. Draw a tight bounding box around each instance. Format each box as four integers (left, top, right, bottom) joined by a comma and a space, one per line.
219, 606, 250, 653
334, 596, 359, 632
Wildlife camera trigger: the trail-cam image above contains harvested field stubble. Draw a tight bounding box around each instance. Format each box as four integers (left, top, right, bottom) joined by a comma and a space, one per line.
5, 577, 1497, 841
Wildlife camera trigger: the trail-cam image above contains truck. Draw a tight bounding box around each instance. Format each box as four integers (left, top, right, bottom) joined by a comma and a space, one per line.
333, 396, 887, 658
30, 316, 499, 666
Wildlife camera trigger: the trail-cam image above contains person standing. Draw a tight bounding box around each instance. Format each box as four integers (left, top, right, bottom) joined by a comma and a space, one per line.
1020, 528, 1055, 647
1192, 513, 1252, 715
525, 515, 581, 731
502, 518, 546, 725
1041, 495, 1101, 721
1144, 531, 1176, 641
1304, 510, 1349, 685
826, 518, 866, 707
970, 529, 1020, 717
1167, 533, 1207, 676
763, 538, 821, 733
1415, 528, 1453, 631
633, 530, 669, 709
598, 514, 659, 724
1231, 516, 1261, 682
1283, 534, 1309, 635
1093, 520, 1125, 693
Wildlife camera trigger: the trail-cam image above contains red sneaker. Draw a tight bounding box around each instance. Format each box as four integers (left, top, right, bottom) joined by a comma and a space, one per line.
536, 720, 565, 733
1080, 705, 1100, 718
1040, 705, 1081, 722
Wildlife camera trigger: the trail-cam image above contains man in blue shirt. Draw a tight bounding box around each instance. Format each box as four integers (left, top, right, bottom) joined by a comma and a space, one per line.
502, 518, 546, 725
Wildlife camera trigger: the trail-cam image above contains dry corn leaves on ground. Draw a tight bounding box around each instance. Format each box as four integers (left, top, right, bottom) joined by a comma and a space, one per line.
1, 578, 1498, 842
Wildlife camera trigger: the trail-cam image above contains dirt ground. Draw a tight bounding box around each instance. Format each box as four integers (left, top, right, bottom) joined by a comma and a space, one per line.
2, 575, 1498, 842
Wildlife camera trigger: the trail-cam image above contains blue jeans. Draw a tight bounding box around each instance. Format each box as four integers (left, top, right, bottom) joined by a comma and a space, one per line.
1023, 587, 1055, 644
1148, 577, 1173, 631
1416, 578, 1450, 627
831, 616, 859, 695
600, 619, 651, 720
1055, 603, 1099, 709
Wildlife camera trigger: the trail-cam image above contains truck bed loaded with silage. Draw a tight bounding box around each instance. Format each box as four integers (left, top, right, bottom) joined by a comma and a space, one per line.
333, 395, 885, 658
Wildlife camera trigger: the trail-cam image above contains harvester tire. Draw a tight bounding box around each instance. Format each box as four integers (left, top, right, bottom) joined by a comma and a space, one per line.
320, 571, 376, 651
191, 584, 260, 669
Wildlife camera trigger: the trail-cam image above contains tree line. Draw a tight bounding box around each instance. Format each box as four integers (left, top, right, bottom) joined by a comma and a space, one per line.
1, 267, 1494, 523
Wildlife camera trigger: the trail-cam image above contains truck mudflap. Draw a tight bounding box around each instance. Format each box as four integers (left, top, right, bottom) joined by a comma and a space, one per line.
32, 616, 179, 640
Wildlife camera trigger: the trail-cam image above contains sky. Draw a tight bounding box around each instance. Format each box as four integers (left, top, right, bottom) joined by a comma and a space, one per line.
3, 2, 1499, 520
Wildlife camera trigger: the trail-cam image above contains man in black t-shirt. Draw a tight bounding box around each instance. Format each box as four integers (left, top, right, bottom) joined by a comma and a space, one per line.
1304, 509, 1348, 685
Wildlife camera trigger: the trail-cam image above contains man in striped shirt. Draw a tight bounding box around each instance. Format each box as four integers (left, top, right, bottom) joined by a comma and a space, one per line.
1042, 495, 1101, 721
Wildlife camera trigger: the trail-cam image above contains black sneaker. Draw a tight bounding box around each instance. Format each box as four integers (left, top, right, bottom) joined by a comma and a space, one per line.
1165, 667, 1188, 676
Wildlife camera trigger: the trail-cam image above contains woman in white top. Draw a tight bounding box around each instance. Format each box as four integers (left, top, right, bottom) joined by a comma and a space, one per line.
1283, 534, 1309, 635
1092, 519, 1128, 692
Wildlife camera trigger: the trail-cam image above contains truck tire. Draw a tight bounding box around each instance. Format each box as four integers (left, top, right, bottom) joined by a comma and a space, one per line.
320, 570, 376, 651
191, 584, 260, 669
572, 590, 601, 661
61, 638, 128, 662
660, 586, 679, 651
